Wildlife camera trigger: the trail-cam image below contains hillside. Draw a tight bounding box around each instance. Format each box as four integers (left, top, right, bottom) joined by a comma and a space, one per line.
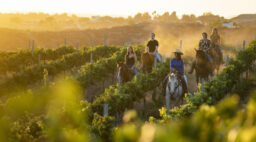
231, 14, 256, 24
1, 22, 256, 52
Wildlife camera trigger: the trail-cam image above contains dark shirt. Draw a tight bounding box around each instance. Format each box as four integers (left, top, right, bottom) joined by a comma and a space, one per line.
126, 54, 135, 68
147, 40, 159, 53
170, 58, 184, 75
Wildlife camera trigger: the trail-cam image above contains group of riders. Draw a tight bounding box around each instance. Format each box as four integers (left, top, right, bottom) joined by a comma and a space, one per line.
121, 28, 223, 95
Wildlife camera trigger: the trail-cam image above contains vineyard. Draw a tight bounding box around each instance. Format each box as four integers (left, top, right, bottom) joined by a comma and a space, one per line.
0, 40, 255, 142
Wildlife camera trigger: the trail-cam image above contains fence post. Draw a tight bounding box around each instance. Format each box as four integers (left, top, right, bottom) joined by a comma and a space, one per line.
127, 37, 130, 46
226, 55, 229, 66
29, 40, 31, 49
64, 38, 67, 47
32, 40, 34, 53
243, 40, 245, 51
180, 40, 182, 49
32, 40, 35, 66
118, 72, 121, 92
243, 40, 249, 79
201, 79, 205, 93
90, 40, 93, 63
76, 42, 79, 52
123, 42, 125, 49
103, 104, 108, 117
241, 40, 246, 81
104, 36, 107, 46
166, 86, 170, 115
154, 55, 157, 70
38, 54, 41, 67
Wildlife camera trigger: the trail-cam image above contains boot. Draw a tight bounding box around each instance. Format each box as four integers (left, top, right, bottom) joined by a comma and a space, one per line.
188, 60, 196, 74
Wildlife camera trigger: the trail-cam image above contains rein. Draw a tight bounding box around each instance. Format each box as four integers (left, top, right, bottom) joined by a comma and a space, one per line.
168, 75, 182, 95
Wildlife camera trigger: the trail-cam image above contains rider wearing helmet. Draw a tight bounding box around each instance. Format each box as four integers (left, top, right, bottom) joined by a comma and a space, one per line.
170, 49, 188, 94
125, 46, 138, 75
210, 28, 224, 63
146, 33, 162, 62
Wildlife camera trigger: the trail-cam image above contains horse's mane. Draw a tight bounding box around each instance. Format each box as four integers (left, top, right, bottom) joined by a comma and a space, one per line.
196, 50, 207, 60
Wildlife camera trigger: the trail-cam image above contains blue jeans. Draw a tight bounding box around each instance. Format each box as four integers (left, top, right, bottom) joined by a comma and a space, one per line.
207, 54, 213, 64
132, 67, 138, 75
155, 52, 162, 62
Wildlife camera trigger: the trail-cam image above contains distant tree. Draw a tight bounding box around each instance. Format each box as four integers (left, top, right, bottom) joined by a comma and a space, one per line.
152, 11, 157, 18
198, 12, 225, 25
134, 12, 152, 23
153, 11, 178, 22
10, 16, 22, 24
181, 14, 196, 22
170, 11, 179, 21
78, 17, 90, 23
127, 16, 135, 24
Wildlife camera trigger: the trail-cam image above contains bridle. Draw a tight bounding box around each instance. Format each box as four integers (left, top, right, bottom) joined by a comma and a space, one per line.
167, 74, 182, 95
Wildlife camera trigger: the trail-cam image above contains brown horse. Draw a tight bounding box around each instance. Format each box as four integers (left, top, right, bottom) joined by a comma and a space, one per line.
141, 52, 154, 73
117, 62, 134, 84
209, 44, 222, 74
194, 49, 212, 84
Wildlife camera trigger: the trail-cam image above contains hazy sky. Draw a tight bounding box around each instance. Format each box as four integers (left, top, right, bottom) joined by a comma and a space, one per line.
1, 0, 256, 18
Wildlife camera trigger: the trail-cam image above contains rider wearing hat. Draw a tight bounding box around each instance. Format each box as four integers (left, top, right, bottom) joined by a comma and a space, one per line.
170, 49, 188, 94
162, 49, 188, 95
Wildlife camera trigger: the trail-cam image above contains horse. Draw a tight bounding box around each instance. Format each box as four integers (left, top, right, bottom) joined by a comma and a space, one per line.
194, 49, 212, 84
165, 73, 184, 108
141, 52, 154, 73
209, 44, 222, 74
117, 62, 134, 84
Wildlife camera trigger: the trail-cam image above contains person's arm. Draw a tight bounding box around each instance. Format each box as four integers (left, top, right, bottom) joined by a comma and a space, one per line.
181, 61, 185, 75
146, 41, 150, 52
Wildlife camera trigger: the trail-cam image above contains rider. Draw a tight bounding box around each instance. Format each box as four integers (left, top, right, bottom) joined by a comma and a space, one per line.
162, 49, 188, 95
125, 46, 138, 75
146, 33, 162, 62
210, 28, 224, 63
189, 32, 213, 74
170, 49, 188, 94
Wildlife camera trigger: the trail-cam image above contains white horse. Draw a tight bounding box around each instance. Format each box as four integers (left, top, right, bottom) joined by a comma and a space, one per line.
165, 73, 184, 109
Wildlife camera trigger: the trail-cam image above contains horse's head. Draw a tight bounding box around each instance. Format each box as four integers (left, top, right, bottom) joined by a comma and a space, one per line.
167, 73, 180, 94
195, 49, 205, 58
117, 61, 125, 73
195, 49, 207, 63
117, 61, 132, 83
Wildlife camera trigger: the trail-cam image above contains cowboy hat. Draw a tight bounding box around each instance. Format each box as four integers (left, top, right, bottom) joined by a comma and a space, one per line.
173, 49, 183, 55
